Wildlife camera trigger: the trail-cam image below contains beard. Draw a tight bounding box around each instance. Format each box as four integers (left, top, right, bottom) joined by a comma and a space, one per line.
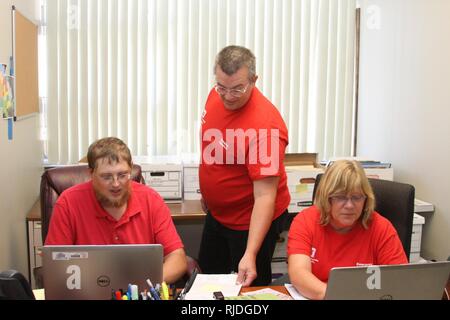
94, 183, 131, 208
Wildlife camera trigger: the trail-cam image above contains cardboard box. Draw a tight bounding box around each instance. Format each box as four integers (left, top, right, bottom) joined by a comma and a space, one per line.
133, 156, 183, 203
410, 214, 425, 262
183, 163, 202, 200
364, 167, 394, 181
284, 153, 325, 213
288, 203, 310, 215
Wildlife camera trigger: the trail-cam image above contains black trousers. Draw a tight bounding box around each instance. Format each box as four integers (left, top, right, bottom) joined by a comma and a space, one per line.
198, 210, 288, 286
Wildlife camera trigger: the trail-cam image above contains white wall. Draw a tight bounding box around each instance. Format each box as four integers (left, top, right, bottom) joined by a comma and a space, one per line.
0, 0, 42, 276
358, 0, 450, 260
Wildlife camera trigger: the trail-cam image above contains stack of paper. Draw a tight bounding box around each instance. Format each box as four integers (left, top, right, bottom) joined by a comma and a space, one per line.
184, 274, 242, 300
414, 199, 434, 213
284, 284, 310, 300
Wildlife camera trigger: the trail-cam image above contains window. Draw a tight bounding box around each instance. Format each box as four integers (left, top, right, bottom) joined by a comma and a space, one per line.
40, 0, 357, 164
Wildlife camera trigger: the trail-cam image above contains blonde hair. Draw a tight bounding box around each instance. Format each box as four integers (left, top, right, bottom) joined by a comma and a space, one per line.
314, 160, 375, 229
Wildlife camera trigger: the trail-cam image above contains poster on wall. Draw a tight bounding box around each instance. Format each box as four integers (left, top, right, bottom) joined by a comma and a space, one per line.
0, 63, 15, 119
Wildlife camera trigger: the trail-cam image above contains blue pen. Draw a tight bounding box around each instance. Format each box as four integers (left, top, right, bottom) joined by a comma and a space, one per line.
155, 283, 161, 298
146, 279, 161, 300
127, 283, 132, 300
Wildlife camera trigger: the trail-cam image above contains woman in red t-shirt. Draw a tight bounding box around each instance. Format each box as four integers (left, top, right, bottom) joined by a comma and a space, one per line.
287, 160, 407, 300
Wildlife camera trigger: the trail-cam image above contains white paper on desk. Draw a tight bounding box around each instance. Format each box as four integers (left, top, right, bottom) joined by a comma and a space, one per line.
284, 284, 310, 300
184, 274, 242, 300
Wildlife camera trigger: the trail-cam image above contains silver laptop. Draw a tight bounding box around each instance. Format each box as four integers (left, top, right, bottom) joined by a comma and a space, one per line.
42, 244, 163, 300
324, 261, 450, 300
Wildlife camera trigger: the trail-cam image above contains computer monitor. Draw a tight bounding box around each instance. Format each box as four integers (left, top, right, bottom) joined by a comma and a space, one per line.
42, 244, 163, 300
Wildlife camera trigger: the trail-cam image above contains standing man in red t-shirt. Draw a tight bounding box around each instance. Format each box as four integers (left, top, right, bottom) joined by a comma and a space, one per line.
45, 137, 188, 284
198, 45, 291, 286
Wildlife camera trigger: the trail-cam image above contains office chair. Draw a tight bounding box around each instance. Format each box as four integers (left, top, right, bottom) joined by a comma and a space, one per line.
0, 270, 35, 300
312, 174, 415, 259
40, 164, 145, 243
270, 174, 415, 286
36, 164, 199, 288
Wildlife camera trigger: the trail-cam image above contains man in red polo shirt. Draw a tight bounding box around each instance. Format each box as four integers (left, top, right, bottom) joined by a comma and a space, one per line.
45, 137, 187, 284
199, 45, 290, 286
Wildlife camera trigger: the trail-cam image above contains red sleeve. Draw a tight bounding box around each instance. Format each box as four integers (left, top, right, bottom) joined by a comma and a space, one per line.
374, 217, 408, 265
44, 196, 76, 245
287, 209, 313, 257
151, 197, 184, 257
247, 132, 288, 180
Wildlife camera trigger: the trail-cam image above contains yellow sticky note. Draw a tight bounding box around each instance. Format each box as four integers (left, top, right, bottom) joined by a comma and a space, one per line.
295, 184, 308, 193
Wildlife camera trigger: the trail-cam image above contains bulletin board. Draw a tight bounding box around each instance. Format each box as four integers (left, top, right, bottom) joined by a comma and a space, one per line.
13, 7, 39, 118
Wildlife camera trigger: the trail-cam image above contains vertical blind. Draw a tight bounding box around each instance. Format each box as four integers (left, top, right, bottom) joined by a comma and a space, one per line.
43, 0, 356, 164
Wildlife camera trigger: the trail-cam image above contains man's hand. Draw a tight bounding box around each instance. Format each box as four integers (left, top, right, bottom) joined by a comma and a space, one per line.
236, 253, 257, 287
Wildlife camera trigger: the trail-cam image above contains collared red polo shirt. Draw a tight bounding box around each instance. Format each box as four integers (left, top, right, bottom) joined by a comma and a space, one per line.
45, 181, 183, 257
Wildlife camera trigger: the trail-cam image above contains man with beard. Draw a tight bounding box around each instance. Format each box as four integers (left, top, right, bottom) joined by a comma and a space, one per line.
45, 137, 187, 284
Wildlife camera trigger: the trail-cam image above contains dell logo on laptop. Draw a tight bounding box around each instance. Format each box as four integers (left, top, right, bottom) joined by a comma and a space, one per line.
97, 275, 110, 287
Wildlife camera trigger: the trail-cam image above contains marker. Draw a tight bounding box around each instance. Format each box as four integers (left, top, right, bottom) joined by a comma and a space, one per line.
131, 285, 139, 300
127, 283, 132, 298
146, 279, 161, 300
161, 282, 169, 300
178, 267, 198, 300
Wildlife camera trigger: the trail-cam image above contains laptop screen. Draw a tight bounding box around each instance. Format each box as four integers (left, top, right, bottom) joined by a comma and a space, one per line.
42, 244, 163, 300
324, 261, 450, 300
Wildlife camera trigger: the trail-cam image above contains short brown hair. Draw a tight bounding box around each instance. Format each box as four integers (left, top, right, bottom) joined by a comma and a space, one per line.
214, 45, 256, 80
314, 160, 376, 229
87, 137, 132, 170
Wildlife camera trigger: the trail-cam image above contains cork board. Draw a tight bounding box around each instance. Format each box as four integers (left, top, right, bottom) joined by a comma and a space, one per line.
13, 8, 39, 118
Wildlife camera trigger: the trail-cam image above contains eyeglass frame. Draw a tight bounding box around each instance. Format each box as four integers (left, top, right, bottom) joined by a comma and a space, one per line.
329, 194, 367, 205
95, 171, 132, 185
214, 83, 251, 98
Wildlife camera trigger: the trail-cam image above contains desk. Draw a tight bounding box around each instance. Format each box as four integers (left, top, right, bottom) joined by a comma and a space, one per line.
33, 286, 289, 301
167, 200, 205, 220
26, 199, 205, 223
33, 282, 450, 300
26, 200, 43, 288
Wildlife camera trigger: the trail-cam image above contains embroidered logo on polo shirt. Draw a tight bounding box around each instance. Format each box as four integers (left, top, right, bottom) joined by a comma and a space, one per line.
310, 247, 319, 264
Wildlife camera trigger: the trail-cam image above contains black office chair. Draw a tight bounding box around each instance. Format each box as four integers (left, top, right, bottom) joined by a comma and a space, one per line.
0, 270, 35, 300
270, 174, 415, 285
312, 174, 415, 259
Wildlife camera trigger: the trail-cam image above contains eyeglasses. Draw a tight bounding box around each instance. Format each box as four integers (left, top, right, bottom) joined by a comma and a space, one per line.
97, 172, 131, 184
214, 83, 250, 98
330, 194, 367, 205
